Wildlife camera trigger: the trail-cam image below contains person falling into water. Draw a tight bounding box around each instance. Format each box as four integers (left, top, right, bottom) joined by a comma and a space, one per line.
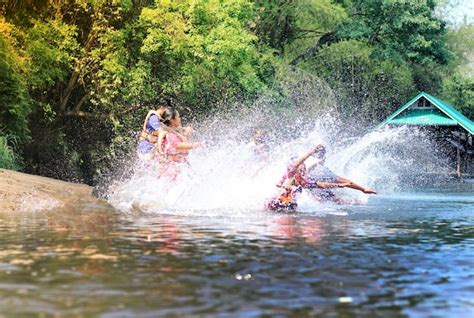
307, 145, 377, 204
266, 144, 346, 211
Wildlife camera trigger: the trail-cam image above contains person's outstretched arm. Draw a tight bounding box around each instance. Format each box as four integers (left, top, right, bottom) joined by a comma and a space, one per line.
176, 142, 201, 152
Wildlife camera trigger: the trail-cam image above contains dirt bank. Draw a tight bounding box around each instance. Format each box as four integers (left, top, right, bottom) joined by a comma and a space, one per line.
0, 169, 95, 212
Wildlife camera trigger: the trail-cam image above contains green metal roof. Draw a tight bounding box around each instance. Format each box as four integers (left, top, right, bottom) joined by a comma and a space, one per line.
389, 108, 458, 126
377, 92, 474, 134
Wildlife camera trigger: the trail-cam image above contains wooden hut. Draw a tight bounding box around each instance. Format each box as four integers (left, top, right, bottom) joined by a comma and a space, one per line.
377, 92, 474, 177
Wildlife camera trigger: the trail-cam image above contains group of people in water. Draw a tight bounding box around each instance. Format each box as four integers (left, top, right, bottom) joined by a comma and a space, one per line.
138, 99, 377, 211
137, 100, 201, 180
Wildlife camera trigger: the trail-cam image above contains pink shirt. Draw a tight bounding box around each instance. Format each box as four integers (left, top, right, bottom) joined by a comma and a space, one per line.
163, 131, 185, 156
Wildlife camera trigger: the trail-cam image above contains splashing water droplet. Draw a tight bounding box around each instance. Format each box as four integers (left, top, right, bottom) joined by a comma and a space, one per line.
338, 296, 353, 303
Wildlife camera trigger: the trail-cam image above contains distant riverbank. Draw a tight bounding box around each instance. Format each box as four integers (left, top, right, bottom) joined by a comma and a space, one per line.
0, 169, 95, 212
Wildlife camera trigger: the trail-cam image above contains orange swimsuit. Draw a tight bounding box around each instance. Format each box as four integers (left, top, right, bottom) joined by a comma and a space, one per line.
267, 174, 316, 211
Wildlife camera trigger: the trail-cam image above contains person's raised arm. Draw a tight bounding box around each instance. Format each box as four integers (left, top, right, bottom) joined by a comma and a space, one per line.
290, 144, 324, 171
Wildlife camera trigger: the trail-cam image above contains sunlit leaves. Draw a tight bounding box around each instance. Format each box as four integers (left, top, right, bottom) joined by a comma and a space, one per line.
139, 0, 268, 109
338, 0, 450, 64
25, 19, 78, 89
0, 35, 31, 143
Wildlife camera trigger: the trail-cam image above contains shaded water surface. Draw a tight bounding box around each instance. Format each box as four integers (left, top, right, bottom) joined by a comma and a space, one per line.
0, 182, 472, 317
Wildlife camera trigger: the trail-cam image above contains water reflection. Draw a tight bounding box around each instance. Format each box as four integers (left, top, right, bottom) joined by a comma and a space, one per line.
0, 183, 472, 316
124, 216, 184, 254
274, 215, 323, 242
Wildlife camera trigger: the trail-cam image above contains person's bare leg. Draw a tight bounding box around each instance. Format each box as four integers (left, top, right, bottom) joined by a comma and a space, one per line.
337, 177, 377, 194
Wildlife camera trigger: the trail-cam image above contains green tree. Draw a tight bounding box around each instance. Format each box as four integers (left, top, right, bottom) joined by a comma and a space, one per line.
254, 0, 347, 56
0, 30, 31, 169
442, 75, 474, 118
0, 0, 466, 182
0, 33, 31, 143
291, 0, 450, 68
138, 0, 271, 112
307, 40, 415, 122
286, 0, 452, 121
441, 24, 474, 118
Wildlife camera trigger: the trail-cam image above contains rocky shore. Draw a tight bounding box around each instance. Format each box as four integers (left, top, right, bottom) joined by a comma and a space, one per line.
0, 169, 95, 212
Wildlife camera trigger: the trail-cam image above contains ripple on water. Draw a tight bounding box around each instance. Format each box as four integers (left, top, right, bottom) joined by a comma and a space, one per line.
0, 182, 472, 316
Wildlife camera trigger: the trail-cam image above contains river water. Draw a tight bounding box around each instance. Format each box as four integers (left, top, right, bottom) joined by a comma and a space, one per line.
0, 181, 472, 317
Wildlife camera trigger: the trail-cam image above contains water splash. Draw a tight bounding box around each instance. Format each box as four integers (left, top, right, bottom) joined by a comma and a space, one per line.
107, 104, 450, 215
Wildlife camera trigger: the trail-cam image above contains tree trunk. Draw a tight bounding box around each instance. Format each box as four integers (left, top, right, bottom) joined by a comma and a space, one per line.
59, 71, 80, 112
58, 27, 98, 113
73, 93, 89, 113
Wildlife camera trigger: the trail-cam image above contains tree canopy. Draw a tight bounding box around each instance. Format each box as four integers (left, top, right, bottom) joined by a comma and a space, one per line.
0, 0, 471, 182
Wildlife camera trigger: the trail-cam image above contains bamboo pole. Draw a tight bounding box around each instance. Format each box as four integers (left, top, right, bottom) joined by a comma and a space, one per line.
456, 135, 461, 177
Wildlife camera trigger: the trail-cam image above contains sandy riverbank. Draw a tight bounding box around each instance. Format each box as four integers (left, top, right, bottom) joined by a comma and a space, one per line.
0, 169, 95, 212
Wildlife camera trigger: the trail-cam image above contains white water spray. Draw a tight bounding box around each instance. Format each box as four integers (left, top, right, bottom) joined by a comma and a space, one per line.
107, 104, 450, 215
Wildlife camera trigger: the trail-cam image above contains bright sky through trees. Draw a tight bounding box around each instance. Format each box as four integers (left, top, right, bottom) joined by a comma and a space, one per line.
439, 0, 474, 25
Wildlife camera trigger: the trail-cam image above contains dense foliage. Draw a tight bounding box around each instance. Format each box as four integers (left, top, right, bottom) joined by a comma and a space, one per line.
0, 0, 471, 183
